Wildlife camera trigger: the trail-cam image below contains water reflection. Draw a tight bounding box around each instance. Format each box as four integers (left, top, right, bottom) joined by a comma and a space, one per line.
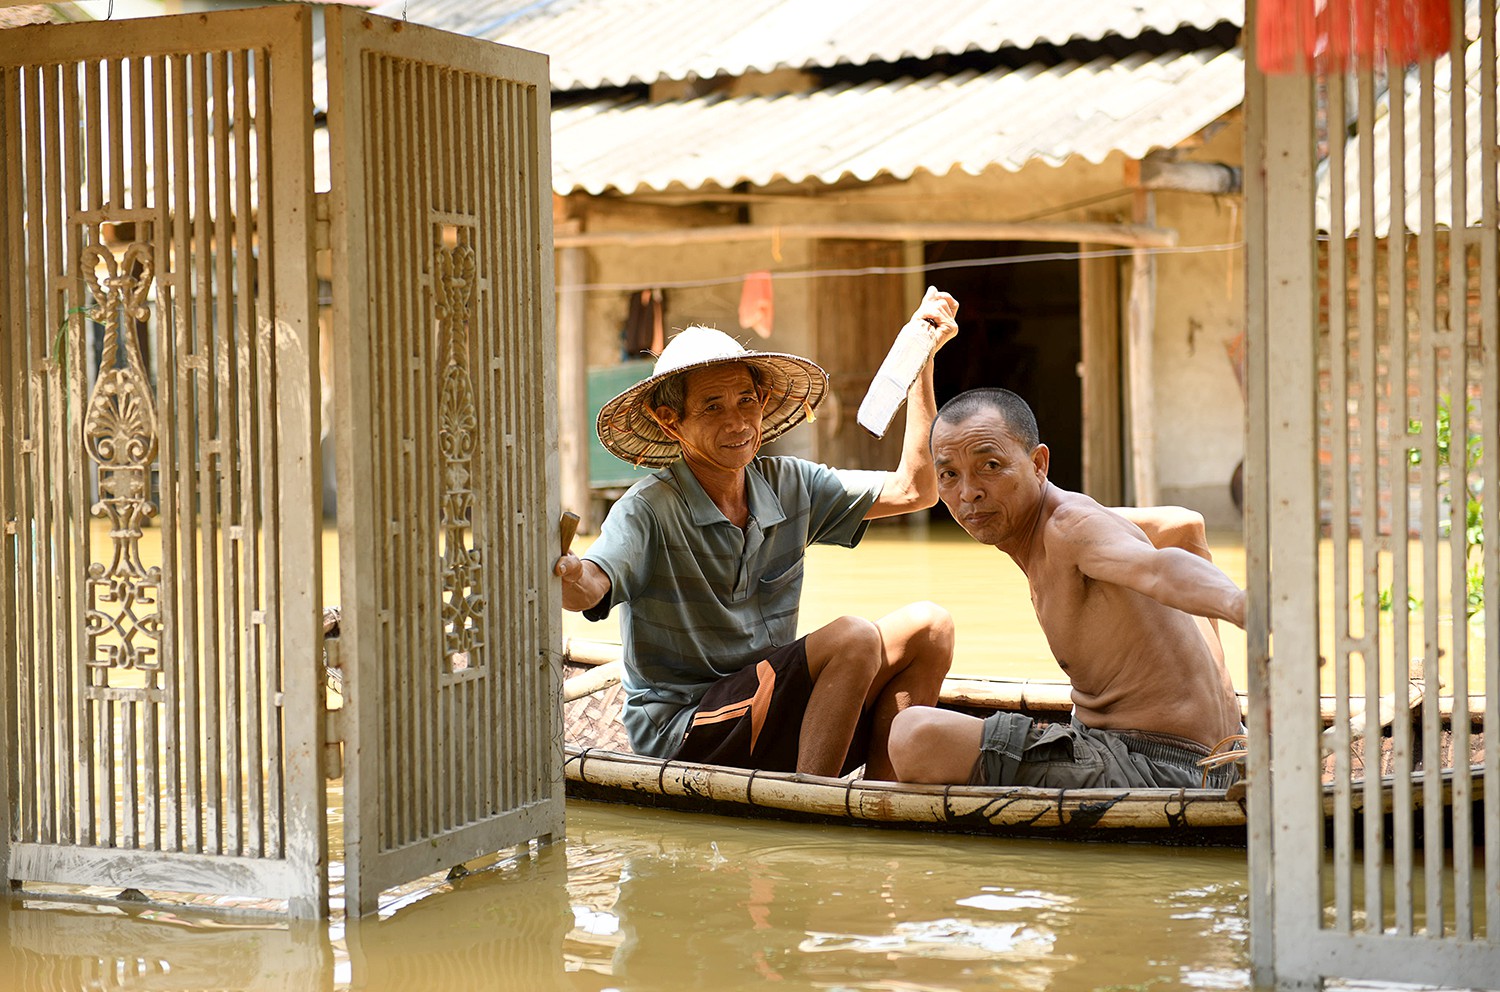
0, 898, 332, 991
340, 846, 574, 992
561, 803, 1249, 992
2, 801, 1253, 992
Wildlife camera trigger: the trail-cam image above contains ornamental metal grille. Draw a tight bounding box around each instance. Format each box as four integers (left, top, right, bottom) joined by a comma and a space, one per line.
1247, 0, 1500, 985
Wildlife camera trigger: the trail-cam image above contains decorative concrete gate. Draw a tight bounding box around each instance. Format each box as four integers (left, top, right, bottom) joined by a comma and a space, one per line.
0, 5, 561, 919
1246, 0, 1500, 985
322, 8, 562, 917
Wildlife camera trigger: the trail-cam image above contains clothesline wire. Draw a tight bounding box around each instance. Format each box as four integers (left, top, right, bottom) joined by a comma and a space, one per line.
562, 241, 1245, 294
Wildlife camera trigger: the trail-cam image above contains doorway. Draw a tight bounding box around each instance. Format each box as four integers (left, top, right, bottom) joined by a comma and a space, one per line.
926, 241, 1083, 493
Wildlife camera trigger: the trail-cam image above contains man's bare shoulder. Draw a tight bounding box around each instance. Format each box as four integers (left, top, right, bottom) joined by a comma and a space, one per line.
1044, 490, 1141, 546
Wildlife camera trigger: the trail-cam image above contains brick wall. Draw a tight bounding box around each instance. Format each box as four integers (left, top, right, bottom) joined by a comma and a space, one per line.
1316, 234, 1487, 537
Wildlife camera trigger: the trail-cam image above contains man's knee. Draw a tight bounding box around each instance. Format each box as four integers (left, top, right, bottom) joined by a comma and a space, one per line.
809, 615, 883, 682
910, 600, 955, 654
889, 706, 972, 783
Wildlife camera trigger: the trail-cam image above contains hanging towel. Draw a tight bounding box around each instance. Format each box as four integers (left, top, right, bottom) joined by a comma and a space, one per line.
738, 271, 774, 339
621, 288, 666, 358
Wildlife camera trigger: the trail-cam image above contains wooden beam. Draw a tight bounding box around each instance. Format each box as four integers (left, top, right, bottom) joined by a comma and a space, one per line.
555, 220, 1177, 250
1124, 190, 1159, 506
1079, 243, 1122, 504
557, 246, 591, 531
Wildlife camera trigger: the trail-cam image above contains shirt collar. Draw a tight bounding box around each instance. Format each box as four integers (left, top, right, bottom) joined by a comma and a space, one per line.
668, 457, 788, 529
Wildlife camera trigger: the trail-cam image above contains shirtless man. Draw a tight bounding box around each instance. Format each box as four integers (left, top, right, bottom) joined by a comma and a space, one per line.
887, 387, 1247, 789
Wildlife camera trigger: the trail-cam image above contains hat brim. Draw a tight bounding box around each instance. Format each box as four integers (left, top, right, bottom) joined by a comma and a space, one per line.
597, 353, 828, 468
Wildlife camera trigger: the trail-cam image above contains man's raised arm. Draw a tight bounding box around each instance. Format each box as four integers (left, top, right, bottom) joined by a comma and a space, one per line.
867, 287, 960, 519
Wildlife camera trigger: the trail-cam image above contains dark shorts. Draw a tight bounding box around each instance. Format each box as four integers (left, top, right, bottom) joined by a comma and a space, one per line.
968, 713, 1243, 790
671, 638, 872, 776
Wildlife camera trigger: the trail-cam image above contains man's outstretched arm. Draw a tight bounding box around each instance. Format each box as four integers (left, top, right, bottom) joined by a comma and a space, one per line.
1059, 505, 1247, 628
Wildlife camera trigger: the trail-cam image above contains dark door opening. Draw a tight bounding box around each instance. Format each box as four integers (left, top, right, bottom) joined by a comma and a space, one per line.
926, 240, 1083, 495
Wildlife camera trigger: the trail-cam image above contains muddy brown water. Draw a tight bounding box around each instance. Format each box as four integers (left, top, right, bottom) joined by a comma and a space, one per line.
5, 525, 1464, 990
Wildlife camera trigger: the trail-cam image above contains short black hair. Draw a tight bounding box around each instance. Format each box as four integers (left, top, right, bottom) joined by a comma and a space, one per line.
933, 388, 1040, 450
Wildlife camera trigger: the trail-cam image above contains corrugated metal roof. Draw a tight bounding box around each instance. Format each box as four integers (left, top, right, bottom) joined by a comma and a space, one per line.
550, 47, 1244, 194
370, 0, 1243, 91
1316, 30, 1493, 236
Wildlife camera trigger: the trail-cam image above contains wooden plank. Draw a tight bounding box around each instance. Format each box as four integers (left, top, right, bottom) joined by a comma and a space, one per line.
1124, 191, 1157, 507
1077, 243, 1121, 504
813, 238, 905, 472
557, 246, 589, 529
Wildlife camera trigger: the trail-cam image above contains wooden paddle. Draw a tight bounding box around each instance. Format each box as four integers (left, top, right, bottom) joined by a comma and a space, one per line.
558, 510, 625, 701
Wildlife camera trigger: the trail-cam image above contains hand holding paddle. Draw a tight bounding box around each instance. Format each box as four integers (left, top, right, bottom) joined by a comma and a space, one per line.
554, 511, 582, 583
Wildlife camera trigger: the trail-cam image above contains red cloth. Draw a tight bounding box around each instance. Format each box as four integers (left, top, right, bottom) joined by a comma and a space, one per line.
1257, 0, 1449, 74
738, 271, 774, 339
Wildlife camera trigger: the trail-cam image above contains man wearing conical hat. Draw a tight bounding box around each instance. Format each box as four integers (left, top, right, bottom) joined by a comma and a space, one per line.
555, 288, 959, 780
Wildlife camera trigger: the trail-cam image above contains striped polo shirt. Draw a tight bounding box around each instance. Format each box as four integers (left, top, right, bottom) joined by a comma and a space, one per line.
582, 456, 887, 757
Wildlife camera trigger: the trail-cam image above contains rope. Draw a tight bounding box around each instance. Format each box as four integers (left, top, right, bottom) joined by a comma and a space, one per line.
1196, 733, 1249, 787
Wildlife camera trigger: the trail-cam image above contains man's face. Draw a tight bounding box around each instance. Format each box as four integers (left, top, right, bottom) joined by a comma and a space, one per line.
932, 409, 1048, 547
657, 363, 766, 474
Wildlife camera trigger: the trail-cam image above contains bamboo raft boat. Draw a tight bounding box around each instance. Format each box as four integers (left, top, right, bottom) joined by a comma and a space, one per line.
559, 638, 1486, 847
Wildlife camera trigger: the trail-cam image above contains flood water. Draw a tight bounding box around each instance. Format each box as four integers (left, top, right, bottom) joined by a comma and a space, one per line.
4, 523, 1266, 992
2, 524, 1434, 992
2, 798, 1254, 992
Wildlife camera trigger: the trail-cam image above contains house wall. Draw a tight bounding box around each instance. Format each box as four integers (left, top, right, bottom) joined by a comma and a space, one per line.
565, 123, 1250, 527
569, 203, 822, 461
1149, 114, 1248, 527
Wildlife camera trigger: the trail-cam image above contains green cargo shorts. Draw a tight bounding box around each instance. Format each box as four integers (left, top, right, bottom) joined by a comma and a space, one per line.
967, 713, 1242, 790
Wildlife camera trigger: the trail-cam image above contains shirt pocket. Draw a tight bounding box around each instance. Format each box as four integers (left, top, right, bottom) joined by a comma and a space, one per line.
757, 559, 805, 645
